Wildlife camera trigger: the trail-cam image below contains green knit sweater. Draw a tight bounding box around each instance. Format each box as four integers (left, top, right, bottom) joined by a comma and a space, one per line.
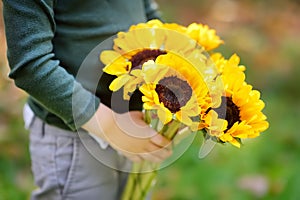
3, 0, 161, 131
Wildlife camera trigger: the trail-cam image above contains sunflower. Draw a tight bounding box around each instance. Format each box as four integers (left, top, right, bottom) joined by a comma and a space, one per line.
100, 50, 149, 99
139, 53, 211, 126
186, 23, 224, 51
113, 27, 197, 55
128, 19, 187, 34
128, 19, 164, 30
100, 21, 202, 99
211, 53, 246, 74
201, 54, 269, 147
111, 19, 198, 56
130, 20, 223, 52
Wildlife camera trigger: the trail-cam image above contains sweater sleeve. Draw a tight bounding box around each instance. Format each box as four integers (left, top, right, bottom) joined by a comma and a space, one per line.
3, 0, 100, 131
143, 0, 162, 20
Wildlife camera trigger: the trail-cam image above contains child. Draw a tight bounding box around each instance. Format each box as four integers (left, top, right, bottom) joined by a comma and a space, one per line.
3, 0, 171, 199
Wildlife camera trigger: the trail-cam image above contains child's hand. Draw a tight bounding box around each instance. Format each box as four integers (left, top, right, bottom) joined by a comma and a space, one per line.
82, 103, 172, 163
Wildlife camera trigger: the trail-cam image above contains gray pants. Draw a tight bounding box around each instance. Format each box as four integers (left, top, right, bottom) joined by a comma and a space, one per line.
26, 112, 132, 200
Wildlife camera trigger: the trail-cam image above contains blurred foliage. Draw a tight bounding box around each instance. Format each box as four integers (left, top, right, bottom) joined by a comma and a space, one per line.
1, 0, 300, 199
153, 0, 300, 199
0, 2, 33, 200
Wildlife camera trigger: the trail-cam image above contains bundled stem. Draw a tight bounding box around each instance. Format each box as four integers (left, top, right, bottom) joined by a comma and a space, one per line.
121, 110, 181, 200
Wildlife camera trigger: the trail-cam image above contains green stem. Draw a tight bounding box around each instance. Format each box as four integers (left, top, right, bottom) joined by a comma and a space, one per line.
121, 163, 141, 200
159, 119, 181, 140
122, 110, 182, 200
122, 161, 159, 200
132, 162, 159, 200
140, 169, 158, 199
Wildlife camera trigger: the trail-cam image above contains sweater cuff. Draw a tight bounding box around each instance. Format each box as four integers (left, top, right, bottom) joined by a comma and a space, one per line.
66, 83, 100, 131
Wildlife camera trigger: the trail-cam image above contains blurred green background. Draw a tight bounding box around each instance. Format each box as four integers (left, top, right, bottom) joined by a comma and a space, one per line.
1, 0, 300, 199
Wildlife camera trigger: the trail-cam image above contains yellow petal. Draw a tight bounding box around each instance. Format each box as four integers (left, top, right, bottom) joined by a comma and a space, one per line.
157, 106, 173, 124
103, 61, 131, 76
164, 30, 196, 53
135, 28, 164, 49
176, 111, 193, 126
109, 75, 132, 91
130, 69, 142, 77
139, 84, 154, 98
100, 50, 123, 65
123, 77, 143, 100
230, 139, 241, 148
143, 102, 155, 110
142, 61, 169, 84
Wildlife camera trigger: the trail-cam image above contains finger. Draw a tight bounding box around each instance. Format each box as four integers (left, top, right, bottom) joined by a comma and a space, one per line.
139, 152, 164, 163
115, 112, 156, 139
151, 147, 173, 160
122, 152, 143, 163
128, 111, 144, 120
150, 134, 172, 148
143, 143, 173, 160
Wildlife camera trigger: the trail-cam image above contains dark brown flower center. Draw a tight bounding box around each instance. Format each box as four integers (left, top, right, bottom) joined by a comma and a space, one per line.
130, 49, 166, 70
213, 96, 241, 131
155, 76, 192, 113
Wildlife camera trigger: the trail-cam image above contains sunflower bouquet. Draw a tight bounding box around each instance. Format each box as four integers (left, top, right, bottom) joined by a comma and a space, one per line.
99, 19, 269, 200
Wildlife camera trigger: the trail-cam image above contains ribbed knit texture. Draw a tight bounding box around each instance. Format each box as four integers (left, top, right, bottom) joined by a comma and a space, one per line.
3, 0, 161, 131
